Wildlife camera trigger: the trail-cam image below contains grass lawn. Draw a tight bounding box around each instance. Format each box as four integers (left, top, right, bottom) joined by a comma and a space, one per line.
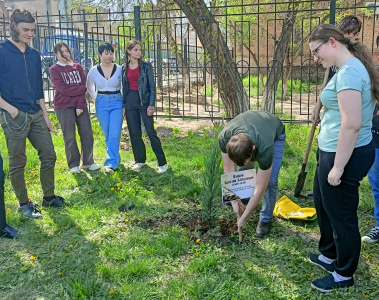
0, 115, 378, 300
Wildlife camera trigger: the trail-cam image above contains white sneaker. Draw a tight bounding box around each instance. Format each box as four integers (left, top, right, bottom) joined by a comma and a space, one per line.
158, 165, 167, 173
81, 163, 101, 171
104, 166, 115, 174
132, 163, 145, 170
70, 166, 80, 174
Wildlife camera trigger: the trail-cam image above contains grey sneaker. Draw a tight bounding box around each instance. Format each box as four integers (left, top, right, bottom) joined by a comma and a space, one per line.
18, 201, 42, 218
362, 227, 379, 243
256, 220, 270, 238
308, 254, 334, 273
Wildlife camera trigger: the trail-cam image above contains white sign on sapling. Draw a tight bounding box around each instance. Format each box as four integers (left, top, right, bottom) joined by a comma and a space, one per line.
221, 169, 256, 203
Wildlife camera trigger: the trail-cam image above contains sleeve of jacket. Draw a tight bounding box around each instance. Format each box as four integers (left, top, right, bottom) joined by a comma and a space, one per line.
86, 67, 98, 101
49, 65, 87, 97
146, 62, 156, 106
122, 64, 126, 108
76, 64, 88, 110
36, 54, 44, 99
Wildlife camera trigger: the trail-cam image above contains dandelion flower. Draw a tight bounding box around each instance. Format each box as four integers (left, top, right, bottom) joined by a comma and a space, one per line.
196, 239, 200, 243
31, 170, 35, 174
349, 286, 353, 290
111, 187, 115, 191
125, 219, 129, 222
89, 189, 92, 193
366, 221, 370, 225
364, 295, 369, 299
195, 249, 198, 257
30, 255, 36, 260
117, 183, 121, 187
109, 290, 115, 295
58, 273, 63, 276
371, 293, 375, 297
7, 208, 11, 214
25, 181, 29, 184
117, 187, 120, 190
21, 267, 24, 270
310, 273, 314, 277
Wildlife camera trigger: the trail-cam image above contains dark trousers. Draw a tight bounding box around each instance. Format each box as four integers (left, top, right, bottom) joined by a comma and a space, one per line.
125, 90, 167, 166
313, 141, 375, 277
55, 107, 94, 168
0, 153, 6, 230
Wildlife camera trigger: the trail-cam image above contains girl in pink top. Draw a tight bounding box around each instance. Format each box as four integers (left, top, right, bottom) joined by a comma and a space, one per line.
49, 42, 100, 174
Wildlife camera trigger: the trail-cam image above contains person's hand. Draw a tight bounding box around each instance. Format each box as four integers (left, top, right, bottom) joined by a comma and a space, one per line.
76, 109, 83, 116
147, 106, 154, 117
311, 104, 321, 125
8, 107, 19, 119
328, 166, 343, 186
237, 214, 248, 229
43, 114, 53, 132
122, 108, 125, 118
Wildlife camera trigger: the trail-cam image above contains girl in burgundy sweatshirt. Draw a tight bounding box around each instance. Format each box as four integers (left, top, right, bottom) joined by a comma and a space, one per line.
49, 42, 100, 174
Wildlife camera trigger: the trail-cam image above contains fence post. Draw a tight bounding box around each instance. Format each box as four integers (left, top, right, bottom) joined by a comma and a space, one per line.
329, 0, 336, 25
84, 22, 89, 74
134, 6, 141, 41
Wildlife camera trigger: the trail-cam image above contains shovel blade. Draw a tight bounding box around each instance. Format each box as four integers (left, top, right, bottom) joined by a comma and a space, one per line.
294, 166, 307, 197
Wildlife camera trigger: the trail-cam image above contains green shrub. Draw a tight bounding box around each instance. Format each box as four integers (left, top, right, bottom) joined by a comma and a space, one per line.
200, 142, 222, 228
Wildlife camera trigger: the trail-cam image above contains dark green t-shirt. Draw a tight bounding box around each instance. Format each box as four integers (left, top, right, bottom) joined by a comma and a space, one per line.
218, 110, 285, 170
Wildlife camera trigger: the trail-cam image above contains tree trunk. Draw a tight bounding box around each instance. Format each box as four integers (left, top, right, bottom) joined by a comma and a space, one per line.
174, 0, 249, 117
281, 48, 291, 101
261, 0, 299, 113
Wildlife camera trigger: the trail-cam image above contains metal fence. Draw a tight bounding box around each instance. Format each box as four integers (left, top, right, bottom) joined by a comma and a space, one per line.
1, 0, 378, 123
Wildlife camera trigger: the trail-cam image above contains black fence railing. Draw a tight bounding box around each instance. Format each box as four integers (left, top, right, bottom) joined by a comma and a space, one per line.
0, 0, 378, 123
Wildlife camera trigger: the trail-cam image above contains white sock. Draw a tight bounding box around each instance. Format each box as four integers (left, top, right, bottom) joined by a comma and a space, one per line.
318, 254, 335, 264
332, 271, 352, 282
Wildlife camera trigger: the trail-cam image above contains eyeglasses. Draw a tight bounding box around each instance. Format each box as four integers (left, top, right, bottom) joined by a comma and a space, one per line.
311, 39, 329, 57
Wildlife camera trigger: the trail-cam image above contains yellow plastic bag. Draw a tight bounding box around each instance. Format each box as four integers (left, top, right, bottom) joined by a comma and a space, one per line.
273, 195, 317, 220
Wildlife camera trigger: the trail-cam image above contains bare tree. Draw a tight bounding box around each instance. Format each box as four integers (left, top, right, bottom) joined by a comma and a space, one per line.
173, 0, 249, 117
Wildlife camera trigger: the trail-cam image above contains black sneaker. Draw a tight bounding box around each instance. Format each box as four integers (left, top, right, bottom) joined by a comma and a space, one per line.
42, 195, 65, 208
256, 220, 270, 238
0, 225, 20, 239
311, 274, 354, 292
18, 201, 42, 218
362, 227, 379, 243
308, 254, 334, 273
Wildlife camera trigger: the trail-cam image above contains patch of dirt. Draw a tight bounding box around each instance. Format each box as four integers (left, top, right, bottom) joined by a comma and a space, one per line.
134, 206, 238, 242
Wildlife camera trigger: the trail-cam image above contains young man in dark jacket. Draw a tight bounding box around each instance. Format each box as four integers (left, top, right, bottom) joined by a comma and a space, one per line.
0, 152, 19, 238
0, 9, 64, 218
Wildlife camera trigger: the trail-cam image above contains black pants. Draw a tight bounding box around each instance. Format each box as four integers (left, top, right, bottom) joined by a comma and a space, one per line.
0, 153, 7, 230
313, 141, 375, 277
125, 90, 167, 166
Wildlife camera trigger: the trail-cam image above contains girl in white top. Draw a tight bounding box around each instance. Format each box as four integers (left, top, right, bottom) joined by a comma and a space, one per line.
87, 43, 123, 173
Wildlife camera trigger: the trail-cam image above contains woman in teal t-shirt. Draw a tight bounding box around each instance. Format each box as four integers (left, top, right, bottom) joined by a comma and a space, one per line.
307, 24, 379, 292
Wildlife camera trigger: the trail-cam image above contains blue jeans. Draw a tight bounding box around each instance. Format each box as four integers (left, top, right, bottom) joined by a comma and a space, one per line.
368, 147, 379, 227
239, 133, 286, 223
95, 93, 123, 169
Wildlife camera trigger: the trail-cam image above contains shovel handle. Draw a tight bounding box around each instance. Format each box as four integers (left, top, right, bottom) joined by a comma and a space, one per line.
238, 227, 243, 242
302, 68, 330, 165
